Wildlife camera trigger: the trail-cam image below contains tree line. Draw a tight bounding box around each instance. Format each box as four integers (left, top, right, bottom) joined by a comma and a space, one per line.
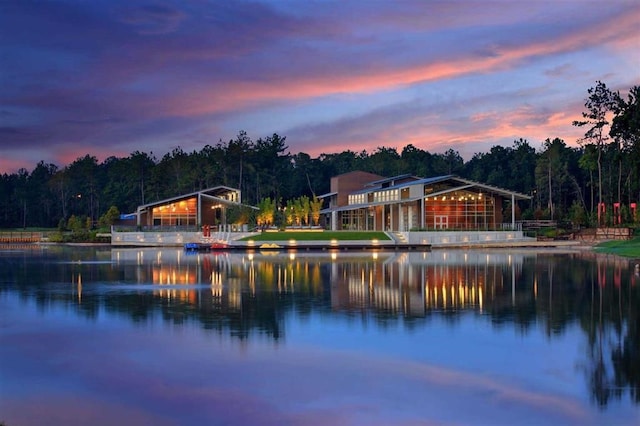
1, 81, 638, 229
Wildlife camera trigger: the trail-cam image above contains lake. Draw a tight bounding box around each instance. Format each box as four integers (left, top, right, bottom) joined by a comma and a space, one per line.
1, 246, 638, 425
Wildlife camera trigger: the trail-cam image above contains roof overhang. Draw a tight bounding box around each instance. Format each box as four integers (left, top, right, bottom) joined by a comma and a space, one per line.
449, 177, 531, 200
317, 191, 337, 199
136, 186, 242, 211
201, 194, 258, 210
321, 197, 424, 214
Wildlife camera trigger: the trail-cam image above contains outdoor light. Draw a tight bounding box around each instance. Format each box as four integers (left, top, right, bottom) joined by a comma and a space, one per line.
330, 239, 338, 246
371, 238, 379, 245
289, 239, 297, 246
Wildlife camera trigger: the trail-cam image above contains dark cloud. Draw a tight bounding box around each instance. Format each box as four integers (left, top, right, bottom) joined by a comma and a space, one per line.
1, 0, 638, 172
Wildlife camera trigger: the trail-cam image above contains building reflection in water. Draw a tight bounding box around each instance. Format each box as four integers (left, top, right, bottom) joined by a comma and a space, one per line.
28, 246, 635, 408
330, 251, 523, 316
110, 248, 530, 318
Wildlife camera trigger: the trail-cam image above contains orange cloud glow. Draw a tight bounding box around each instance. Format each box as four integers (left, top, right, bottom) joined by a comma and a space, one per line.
161, 8, 640, 118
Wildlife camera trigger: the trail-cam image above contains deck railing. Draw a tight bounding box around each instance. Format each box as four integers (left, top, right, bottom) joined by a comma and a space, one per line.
0, 232, 43, 243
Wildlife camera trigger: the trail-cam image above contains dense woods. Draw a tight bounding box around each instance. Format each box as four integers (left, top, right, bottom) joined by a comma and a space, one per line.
1, 82, 638, 229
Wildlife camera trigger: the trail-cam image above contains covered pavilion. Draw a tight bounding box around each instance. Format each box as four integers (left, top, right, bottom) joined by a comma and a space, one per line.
135, 186, 251, 229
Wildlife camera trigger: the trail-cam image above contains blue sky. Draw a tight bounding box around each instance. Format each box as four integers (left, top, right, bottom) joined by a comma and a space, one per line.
1, 0, 638, 173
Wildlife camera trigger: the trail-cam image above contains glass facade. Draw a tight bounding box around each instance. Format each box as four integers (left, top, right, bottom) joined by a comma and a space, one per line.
425, 190, 495, 230
341, 208, 374, 230
152, 197, 197, 227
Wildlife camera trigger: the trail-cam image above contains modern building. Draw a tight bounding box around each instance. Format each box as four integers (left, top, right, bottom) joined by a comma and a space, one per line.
320, 173, 530, 232
135, 186, 249, 229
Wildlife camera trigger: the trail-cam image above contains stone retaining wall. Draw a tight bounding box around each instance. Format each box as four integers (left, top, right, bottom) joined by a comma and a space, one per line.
400, 230, 528, 246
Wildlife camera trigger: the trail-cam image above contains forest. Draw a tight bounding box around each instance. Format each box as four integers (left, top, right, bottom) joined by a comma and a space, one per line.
1, 81, 638, 229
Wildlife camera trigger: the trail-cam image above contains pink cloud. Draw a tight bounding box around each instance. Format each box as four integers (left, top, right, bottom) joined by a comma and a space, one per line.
2, 1, 638, 174
0, 156, 38, 173
153, 6, 640, 119
53, 144, 131, 167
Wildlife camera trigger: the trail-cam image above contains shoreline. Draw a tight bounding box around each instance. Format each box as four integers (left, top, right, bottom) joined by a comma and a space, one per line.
5, 238, 639, 261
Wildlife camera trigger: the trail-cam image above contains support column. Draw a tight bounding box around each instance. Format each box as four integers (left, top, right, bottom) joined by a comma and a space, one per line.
197, 193, 202, 226
511, 194, 515, 230
373, 208, 377, 230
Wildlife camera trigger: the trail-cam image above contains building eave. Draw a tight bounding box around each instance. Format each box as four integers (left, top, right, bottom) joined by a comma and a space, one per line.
137, 186, 242, 210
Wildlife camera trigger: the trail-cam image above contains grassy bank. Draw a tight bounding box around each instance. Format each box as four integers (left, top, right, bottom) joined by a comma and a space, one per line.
594, 237, 640, 258
239, 231, 391, 242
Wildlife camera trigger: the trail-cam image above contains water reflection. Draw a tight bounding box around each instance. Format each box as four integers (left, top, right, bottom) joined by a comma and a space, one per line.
1, 246, 638, 408
106, 249, 528, 316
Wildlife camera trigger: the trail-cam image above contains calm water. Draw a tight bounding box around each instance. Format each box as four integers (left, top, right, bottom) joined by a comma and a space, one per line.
1, 246, 639, 426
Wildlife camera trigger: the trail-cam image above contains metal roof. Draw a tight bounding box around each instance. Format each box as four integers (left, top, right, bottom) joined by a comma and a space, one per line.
317, 191, 337, 198
322, 174, 530, 213
350, 175, 530, 200
136, 186, 243, 210
364, 173, 416, 187
449, 176, 531, 200
349, 175, 452, 195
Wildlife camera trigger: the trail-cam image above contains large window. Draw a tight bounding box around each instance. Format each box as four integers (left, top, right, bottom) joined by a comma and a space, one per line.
152, 198, 197, 227
424, 190, 495, 230
348, 193, 367, 205
341, 209, 373, 230
373, 189, 398, 202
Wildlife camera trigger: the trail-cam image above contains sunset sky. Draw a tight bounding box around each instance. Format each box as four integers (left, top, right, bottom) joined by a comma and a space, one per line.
1, 0, 638, 174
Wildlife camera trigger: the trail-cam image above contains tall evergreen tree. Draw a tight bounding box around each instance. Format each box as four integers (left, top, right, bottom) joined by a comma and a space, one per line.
573, 81, 618, 223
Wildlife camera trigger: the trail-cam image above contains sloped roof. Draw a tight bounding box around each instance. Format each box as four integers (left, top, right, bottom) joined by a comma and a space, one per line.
137, 186, 243, 210
317, 191, 338, 199
321, 174, 530, 213
364, 173, 417, 187
448, 176, 530, 200
354, 174, 530, 199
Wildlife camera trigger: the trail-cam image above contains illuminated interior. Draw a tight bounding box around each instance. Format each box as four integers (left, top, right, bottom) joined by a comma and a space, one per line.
327, 174, 525, 232
151, 197, 197, 226
341, 209, 374, 230
425, 190, 496, 230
